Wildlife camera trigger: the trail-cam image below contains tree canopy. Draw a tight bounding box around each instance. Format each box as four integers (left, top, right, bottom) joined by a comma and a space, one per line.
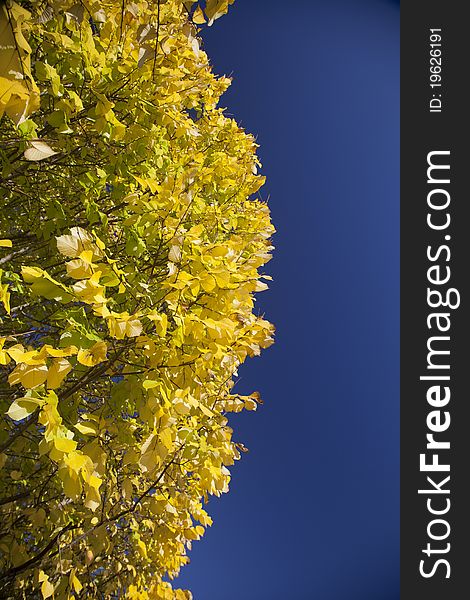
0, 1, 274, 598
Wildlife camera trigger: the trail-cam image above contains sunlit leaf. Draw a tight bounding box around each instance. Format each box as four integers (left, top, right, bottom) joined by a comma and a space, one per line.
23, 140, 57, 161
0, 1, 275, 598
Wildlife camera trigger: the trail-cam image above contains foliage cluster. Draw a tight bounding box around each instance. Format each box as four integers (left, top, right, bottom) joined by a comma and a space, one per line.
0, 1, 273, 598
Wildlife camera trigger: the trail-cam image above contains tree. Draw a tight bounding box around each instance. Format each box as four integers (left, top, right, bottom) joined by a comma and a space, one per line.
0, 1, 274, 598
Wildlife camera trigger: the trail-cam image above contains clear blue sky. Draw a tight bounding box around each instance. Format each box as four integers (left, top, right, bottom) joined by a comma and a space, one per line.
178, 1, 399, 598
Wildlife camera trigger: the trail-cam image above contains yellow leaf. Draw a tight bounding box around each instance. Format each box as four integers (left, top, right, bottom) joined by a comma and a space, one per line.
244, 398, 257, 411
71, 573, 82, 594
72, 273, 106, 304
107, 315, 142, 339
21, 266, 72, 302
9, 363, 48, 389
24, 140, 56, 161
77, 341, 107, 366
7, 345, 44, 365
79, 250, 94, 264
0, 5, 40, 124
43, 345, 77, 358
21, 266, 43, 283
6, 398, 41, 421
93, 234, 105, 250
64, 450, 88, 472
88, 474, 102, 490
41, 578, 54, 599
137, 538, 147, 558
67, 89, 83, 112
56, 227, 99, 258
0, 239, 12, 247
0, 283, 10, 314
126, 318, 143, 337
0, 349, 10, 365
139, 433, 166, 471
204, 0, 234, 24
254, 280, 269, 292
75, 421, 98, 436
107, 316, 126, 339
201, 274, 216, 292
159, 428, 173, 451
66, 258, 94, 279
38, 570, 48, 582
147, 312, 168, 337
122, 478, 133, 500
0, 343, 10, 364
47, 357, 72, 389
168, 244, 182, 263
95, 93, 114, 115
143, 380, 159, 390
61, 469, 82, 499
53, 436, 77, 453
84, 485, 101, 511
193, 6, 206, 24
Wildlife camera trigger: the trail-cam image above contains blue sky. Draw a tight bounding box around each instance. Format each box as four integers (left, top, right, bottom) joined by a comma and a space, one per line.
178, 1, 399, 598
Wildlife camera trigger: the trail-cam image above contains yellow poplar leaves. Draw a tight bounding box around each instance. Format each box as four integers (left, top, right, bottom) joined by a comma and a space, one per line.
0, 1, 273, 599
0, 2, 40, 123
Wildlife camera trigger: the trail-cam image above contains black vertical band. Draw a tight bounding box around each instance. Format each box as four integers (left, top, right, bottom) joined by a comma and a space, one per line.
401, 3, 470, 598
